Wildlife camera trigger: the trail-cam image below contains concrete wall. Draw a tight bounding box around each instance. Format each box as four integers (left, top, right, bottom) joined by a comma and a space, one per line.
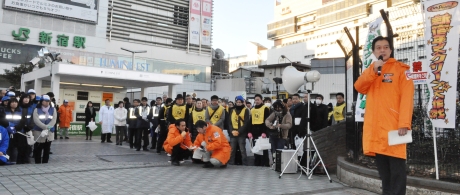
215, 77, 263, 93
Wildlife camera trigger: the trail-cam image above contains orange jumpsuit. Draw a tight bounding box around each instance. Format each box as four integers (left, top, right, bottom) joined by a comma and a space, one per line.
354, 58, 414, 159
193, 124, 231, 164
163, 124, 193, 154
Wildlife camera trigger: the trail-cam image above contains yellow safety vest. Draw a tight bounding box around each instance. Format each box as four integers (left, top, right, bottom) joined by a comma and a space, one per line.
333, 103, 346, 121
188, 105, 195, 114
208, 106, 224, 124
192, 109, 205, 124
163, 106, 171, 119
172, 105, 186, 120
251, 105, 267, 124
231, 108, 246, 129
328, 111, 333, 121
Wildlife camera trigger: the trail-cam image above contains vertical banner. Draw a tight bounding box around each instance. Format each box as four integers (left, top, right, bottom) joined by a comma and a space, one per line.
423, 0, 459, 128
189, 0, 201, 45
201, 0, 213, 46
355, 17, 383, 121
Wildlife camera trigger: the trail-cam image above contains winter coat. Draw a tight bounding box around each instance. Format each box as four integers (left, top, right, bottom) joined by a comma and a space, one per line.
98, 105, 114, 134
354, 58, 414, 159
58, 105, 72, 128
114, 107, 127, 126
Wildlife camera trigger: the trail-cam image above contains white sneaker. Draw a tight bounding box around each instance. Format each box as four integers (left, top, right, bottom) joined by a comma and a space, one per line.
180, 160, 185, 164
167, 153, 171, 157
168, 160, 171, 163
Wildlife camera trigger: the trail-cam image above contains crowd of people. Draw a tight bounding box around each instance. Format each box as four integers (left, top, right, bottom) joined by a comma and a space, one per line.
99, 92, 346, 168
0, 85, 346, 168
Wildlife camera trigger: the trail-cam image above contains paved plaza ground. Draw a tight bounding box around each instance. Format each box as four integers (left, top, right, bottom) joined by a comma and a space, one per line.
0, 136, 377, 195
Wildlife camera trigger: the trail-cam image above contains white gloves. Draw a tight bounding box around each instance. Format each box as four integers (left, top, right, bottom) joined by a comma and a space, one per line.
10, 134, 13, 139
40, 130, 49, 137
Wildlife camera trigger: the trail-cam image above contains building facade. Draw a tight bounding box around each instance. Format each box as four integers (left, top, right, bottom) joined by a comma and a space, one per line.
0, 0, 213, 99
266, 0, 426, 107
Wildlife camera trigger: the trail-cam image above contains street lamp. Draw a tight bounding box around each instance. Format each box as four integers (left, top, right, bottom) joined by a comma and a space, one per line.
280, 55, 293, 66
121, 47, 147, 70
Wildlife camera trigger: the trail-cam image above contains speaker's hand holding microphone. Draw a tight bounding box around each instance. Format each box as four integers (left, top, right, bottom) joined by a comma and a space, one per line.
374, 55, 384, 76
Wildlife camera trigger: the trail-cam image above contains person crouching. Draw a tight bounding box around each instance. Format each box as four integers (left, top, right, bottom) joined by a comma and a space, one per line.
193, 120, 231, 168
163, 119, 193, 166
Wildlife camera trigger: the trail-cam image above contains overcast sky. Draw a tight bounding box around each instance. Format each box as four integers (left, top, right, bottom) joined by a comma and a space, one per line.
212, 1, 274, 57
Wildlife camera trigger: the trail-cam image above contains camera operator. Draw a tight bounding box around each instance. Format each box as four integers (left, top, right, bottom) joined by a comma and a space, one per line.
265, 100, 292, 154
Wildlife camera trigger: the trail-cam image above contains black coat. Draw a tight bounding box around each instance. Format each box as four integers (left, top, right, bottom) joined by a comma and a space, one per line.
291, 102, 317, 137
135, 105, 153, 128
85, 107, 96, 123
314, 104, 329, 131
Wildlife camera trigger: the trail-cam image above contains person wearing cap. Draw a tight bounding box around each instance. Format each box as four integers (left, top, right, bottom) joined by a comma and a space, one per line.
27, 89, 39, 109
188, 99, 205, 143
4, 97, 27, 164
0, 117, 11, 165
163, 119, 193, 166
32, 95, 57, 164
134, 97, 153, 151
205, 95, 226, 131
99, 99, 115, 143
248, 94, 270, 167
192, 120, 230, 168
156, 98, 173, 154
167, 94, 189, 126
228, 95, 250, 166
58, 100, 73, 139
1, 96, 9, 109
6, 91, 15, 98
128, 99, 140, 148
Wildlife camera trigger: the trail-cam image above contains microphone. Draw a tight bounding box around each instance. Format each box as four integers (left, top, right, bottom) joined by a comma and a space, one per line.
377, 55, 383, 76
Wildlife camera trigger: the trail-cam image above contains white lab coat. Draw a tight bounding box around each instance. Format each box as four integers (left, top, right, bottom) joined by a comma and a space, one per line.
99, 105, 114, 134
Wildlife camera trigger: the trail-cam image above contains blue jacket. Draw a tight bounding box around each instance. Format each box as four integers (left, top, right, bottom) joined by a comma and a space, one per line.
0, 126, 9, 163
5, 108, 25, 134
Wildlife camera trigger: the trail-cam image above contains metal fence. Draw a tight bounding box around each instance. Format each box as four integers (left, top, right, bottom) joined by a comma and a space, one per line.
344, 3, 460, 183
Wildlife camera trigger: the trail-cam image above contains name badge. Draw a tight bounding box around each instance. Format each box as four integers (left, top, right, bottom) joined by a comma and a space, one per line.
382, 73, 394, 83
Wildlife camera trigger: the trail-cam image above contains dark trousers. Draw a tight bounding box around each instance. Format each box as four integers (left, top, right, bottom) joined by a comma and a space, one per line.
229, 136, 247, 165
136, 128, 149, 149
375, 154, 407, 195
171, 144, 190, 162
156, 124, 168, 153
115, 126, 126, 144
128, 128, 137, 148
14, 133, 29, 164
34, 141, 51, 164
84, 121, 93, 139
6, 134, 17, 163
270, 137, 286, 154
251, 139, 270, 167
101, 133, 112, 142
150, 124, 159, 148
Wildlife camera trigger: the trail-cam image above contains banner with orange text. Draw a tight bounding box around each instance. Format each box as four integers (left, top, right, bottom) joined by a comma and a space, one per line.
423, 0, 459, 128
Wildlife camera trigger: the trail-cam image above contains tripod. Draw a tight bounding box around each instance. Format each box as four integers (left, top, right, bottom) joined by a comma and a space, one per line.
279, 93, 332, 183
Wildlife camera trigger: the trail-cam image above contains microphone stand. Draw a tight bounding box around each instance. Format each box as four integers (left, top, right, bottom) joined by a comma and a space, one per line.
279, 83, 332, 183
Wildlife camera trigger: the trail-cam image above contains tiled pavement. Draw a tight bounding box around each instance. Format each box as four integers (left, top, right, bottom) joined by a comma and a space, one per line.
0, 136, 377, 195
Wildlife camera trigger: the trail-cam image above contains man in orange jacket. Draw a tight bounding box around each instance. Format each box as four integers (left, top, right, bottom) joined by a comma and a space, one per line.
163, 119, 192, 166
58, 100, 73, 139
354, 36, 414, 195
193, 120, 231, 168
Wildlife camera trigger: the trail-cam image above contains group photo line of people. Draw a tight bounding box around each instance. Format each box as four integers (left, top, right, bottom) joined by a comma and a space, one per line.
0, 86, 346, 168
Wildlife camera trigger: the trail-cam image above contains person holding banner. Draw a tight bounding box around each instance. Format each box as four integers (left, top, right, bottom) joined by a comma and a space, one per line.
354, 36, 414, 195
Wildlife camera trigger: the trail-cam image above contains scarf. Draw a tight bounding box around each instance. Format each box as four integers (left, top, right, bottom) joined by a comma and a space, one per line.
209, 103, 219, 110
42, 105, 50, 119
290, 103, 301, 116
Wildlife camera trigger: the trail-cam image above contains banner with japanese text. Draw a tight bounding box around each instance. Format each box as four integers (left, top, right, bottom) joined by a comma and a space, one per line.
423, 0, 459, 128
355, 17, 383, 122
201, 0, 213, 46
189, 0, 201, 45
